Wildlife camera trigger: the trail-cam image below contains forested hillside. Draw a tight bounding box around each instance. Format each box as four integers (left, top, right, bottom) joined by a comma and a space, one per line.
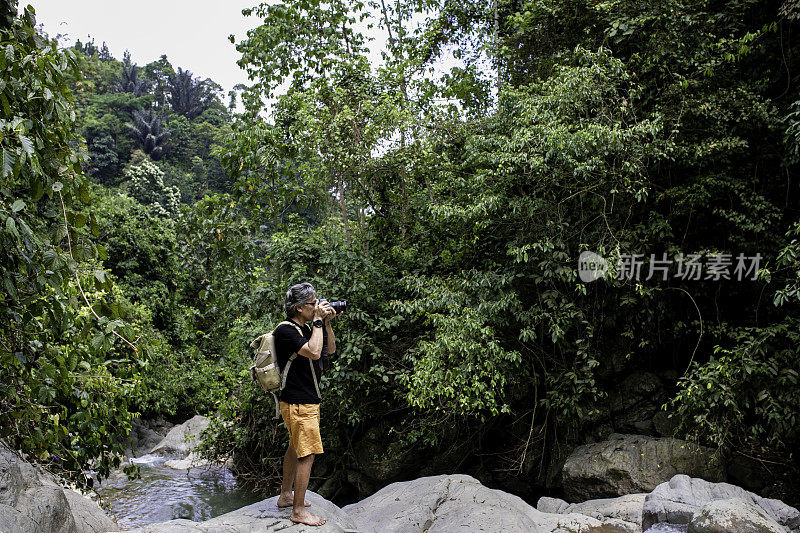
1, 0, 799, 507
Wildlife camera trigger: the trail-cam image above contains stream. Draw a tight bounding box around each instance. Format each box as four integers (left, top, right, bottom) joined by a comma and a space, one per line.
93, 455, 264, 530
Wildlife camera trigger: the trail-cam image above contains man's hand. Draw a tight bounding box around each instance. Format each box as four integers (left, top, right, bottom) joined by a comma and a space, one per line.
313, 301, 328, 320
322, 303, 339, 323
317, 301, 334, 321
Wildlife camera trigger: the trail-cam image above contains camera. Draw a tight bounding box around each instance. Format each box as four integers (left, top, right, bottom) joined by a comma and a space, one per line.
319, 299, 347, 314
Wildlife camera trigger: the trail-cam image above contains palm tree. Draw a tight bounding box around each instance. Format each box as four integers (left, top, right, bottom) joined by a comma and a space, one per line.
126, 108, 170, 160
114, 52, 151, 97
168, 67, 209, 119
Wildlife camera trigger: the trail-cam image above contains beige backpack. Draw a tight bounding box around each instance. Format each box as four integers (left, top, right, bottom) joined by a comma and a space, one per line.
249, 320, 320, 418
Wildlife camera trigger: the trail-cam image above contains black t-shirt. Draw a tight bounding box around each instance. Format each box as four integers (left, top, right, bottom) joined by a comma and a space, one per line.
273, 321, 326, 404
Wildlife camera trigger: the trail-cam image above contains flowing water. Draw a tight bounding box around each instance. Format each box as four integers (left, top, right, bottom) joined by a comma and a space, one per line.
93, 455, 264, 530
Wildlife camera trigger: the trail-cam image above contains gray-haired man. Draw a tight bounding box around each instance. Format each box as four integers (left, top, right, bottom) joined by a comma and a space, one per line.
274, 282, 337, 527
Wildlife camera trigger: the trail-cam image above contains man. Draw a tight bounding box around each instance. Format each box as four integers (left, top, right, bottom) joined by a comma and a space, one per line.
273, 282, 337, 527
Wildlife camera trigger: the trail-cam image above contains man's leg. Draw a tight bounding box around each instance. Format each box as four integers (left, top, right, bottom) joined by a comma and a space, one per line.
277, 402, 311, 508
277, 446, 295, 506
277, 446, 311, 508
290, 453, 326, 526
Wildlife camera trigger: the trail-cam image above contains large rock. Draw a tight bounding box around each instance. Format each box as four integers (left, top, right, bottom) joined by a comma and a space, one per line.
126, 419, 170, 458
538, 494, 646, 533
726, 452, 768, 492
0, 444, 75, 533
149, 415, 209, 459
562, 434, 724, 502
687, 498, 784, 533
343, 473, 633, 533
63, 488, 119, 533
0, 442, 117, 533
608, 373, 666, 435
115, 490, 357, 532
642, 474, 800, 533
350, 423, 420, 486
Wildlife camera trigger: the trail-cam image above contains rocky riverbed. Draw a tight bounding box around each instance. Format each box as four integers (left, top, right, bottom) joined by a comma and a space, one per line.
2, 422, 799, 533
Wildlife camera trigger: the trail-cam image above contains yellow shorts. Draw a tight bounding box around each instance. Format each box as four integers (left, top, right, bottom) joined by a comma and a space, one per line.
279, 401, 323, 458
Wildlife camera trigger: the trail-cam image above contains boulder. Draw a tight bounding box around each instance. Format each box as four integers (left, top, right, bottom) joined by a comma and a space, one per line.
642, 474, 800, 533
149, 415, 209, 459
608, 373, 665, 434
114, 490, 358, 532
126, 419, 168, 458
0, 442, 117, 533
537, 494, 646, 533
350, 423, 420, 486
687, 498, 784, 533
343, 473, 633, 533
147, 417, 175, 437
726, 453, 768, 492
0, 448, 75, 533
562, 434, 724, 502
63, 488, 119, 533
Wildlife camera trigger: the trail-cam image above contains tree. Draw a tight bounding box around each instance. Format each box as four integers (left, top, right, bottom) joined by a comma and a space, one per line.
126, 108, 170, 160
98, 41, 111, 61
113, 51, 151, 97
168, 67, 211, 120
1, 3, 141, 488
143, 54, 175, 111
231, 0, 369, 105
203, 0, 800, 500
87, 133, 118, 182
122, 158, 181, 216
73, 34, 99, 57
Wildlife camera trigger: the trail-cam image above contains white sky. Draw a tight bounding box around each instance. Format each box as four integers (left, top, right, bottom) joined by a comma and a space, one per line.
25, 0, 258, 97
23, 1, 485, 117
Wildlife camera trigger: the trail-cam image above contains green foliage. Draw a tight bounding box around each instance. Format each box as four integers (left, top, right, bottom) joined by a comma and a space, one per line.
126, 108, 170, 161
122, 159, 181, 216
0, 6, 144, 487
69, 42, 121, 100
232, 0, 369, 104
393, 272, 522, 419
113, 51, 151, 97
87, 133, 118, 181
136, 340, 234, 418
62, 39, 231, 198
670, 319, 800, 455
773, 221, 800, 307
142, 54, 175, 111
168, 67, 214, 120
6, 0, 800, 499
200, 0, 800, 491
79, 92, 150, 184
380, 47, 653, 438
92, 190, 184, 333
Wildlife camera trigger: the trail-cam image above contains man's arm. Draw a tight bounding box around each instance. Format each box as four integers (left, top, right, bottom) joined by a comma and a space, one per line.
325, 322, 336, 354
297, 325, 324, 360
297, 301, 330, 360
324, 308, 337, 354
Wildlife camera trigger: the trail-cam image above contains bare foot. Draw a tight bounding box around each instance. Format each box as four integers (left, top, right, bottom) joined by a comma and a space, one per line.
290, 509, 326, 526
277, 493, 310, 508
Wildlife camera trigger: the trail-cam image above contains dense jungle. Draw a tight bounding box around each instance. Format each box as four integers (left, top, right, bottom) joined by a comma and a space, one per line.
1, 0, 800, 516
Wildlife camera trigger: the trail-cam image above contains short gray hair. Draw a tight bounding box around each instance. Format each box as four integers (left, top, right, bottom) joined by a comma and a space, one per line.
284, 282, 316, 318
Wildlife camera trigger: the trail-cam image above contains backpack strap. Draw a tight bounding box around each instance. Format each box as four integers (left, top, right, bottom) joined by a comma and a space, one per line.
271, 392, 281, 420
308, 358, 321, 399
274, 320, 322, 402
